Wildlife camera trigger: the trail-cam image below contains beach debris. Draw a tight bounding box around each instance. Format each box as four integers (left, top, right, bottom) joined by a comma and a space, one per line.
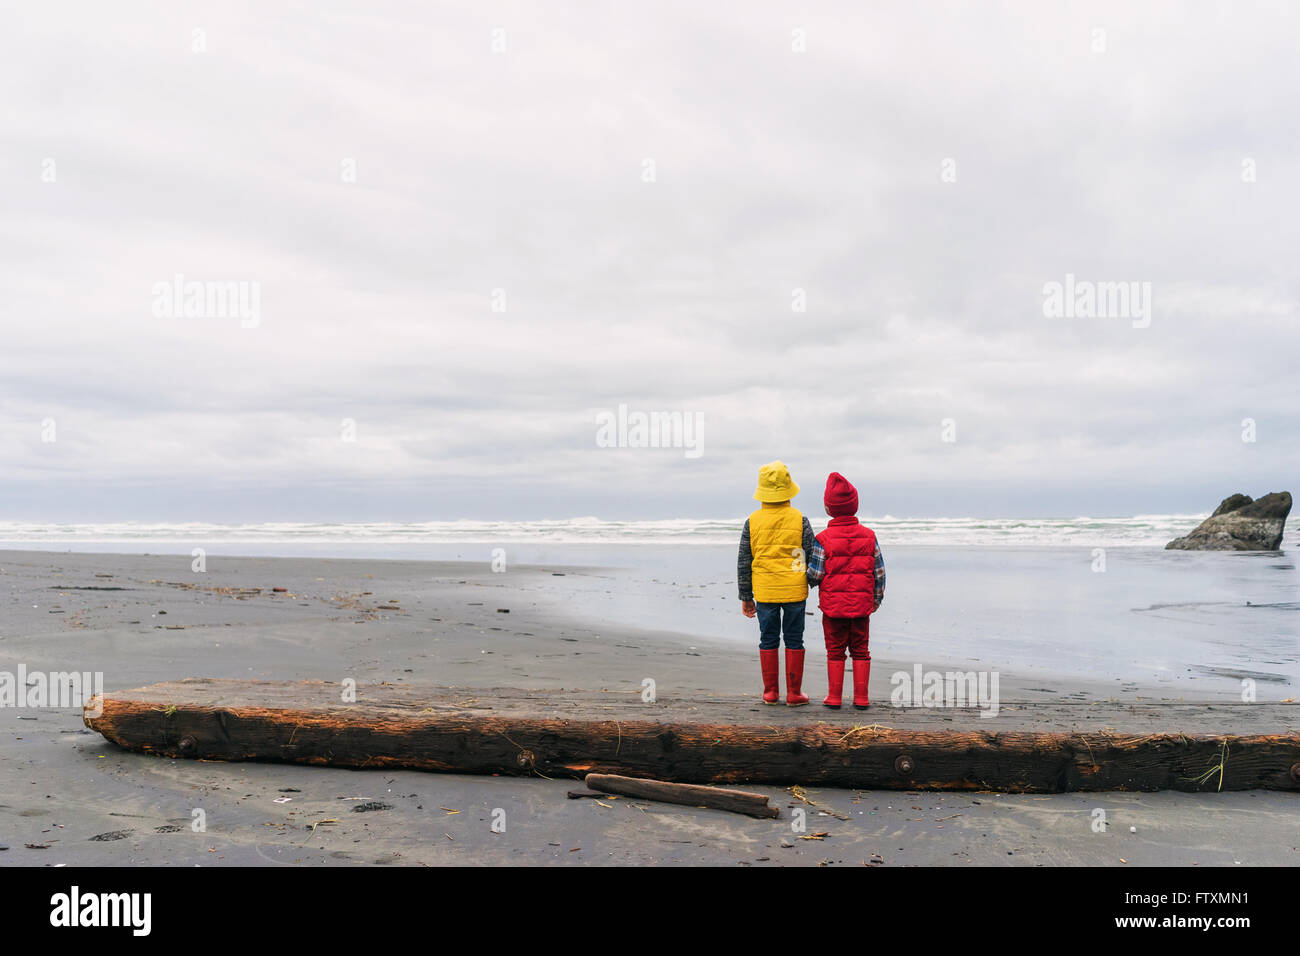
88, 830, 133, 842
838, 723, 886, 743
1181, 739, 1230, 791
351, 801, 392, 812
152, 580, 265, 599
497, 608, 510, 613
566, 789, 606, 800
799, 832, 830, 841
25, 843, 52, 850
789, 785, 852, 821
49, 585, 130, 591
586, 773, 779, 819
272, 587, 287, 593
273, 796, 293, 804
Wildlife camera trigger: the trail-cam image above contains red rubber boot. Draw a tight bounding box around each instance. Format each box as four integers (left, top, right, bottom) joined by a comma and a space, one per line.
760, 649, 781, 704
824, 659, 845, 709
852, 657, 871, 710
785, 649, 810, 707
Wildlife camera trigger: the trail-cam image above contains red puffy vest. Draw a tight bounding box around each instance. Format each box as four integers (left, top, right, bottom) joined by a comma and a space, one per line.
815, 517, 877, 618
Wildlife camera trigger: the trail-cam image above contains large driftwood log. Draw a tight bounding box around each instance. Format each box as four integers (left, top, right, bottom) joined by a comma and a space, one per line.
585, 773, 780, 818
82, 679, 1300, 794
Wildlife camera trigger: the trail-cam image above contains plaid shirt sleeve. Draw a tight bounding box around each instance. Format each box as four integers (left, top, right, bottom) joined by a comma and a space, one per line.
873, 543, 886, 610
806, 540, 826, 586
737, 519, 753, 601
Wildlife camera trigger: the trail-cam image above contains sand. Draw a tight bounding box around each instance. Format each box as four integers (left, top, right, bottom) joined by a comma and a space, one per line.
0, 549, 1295, 866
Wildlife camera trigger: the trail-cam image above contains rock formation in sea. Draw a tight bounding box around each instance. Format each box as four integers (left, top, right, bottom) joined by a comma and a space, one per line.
1165, 491, 1292, 551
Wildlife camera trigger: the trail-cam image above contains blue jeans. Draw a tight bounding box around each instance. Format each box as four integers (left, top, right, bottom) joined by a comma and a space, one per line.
756, 600, 806, 650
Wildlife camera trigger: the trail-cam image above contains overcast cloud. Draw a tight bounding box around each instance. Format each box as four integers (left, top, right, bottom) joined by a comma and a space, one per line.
2, 1, 1296, 521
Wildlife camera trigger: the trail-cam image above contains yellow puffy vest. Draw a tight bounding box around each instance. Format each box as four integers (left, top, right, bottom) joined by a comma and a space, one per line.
749, 502, 808, 603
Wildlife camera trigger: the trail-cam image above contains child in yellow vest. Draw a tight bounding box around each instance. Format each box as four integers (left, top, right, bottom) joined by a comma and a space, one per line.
738, 461, 816, 705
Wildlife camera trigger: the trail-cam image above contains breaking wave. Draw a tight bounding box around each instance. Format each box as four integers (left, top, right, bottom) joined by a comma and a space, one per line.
0, 515, 1222, 547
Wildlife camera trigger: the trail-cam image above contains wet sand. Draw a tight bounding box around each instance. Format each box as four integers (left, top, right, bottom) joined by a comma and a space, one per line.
1, 549, 1295, 866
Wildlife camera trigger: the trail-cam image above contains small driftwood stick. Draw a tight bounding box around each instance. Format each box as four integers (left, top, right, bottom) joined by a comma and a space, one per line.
586, 772, 779, 818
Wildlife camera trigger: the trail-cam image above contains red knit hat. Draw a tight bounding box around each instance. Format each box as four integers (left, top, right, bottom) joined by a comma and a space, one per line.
824, 472, 859, 517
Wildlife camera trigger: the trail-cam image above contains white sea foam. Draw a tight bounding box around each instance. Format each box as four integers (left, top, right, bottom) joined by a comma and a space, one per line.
0, 515, 1219, 547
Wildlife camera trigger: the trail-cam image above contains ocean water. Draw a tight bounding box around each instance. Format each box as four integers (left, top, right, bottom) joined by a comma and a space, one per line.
446, 542, 1295, 696
0, 514, 1237, 548
3, 519, 1295, 694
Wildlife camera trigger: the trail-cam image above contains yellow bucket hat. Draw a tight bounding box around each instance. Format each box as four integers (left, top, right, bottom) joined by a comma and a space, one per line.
753, 460, 800, 502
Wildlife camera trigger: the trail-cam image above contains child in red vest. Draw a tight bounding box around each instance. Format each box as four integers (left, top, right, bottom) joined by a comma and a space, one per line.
806, 473, 885, 709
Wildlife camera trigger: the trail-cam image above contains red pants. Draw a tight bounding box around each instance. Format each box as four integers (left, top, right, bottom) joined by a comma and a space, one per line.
823, 615, 870, 661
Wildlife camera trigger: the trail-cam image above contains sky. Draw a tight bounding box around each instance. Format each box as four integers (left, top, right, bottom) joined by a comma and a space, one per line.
2, 1, 1297, 521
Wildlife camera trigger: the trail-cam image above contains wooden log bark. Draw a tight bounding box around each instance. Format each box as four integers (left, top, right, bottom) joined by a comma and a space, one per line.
585, 773, 779, 817
82, 680, 1300, 794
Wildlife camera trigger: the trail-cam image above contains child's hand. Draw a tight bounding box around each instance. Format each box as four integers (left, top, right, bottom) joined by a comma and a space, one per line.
741, 599, 757, 618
